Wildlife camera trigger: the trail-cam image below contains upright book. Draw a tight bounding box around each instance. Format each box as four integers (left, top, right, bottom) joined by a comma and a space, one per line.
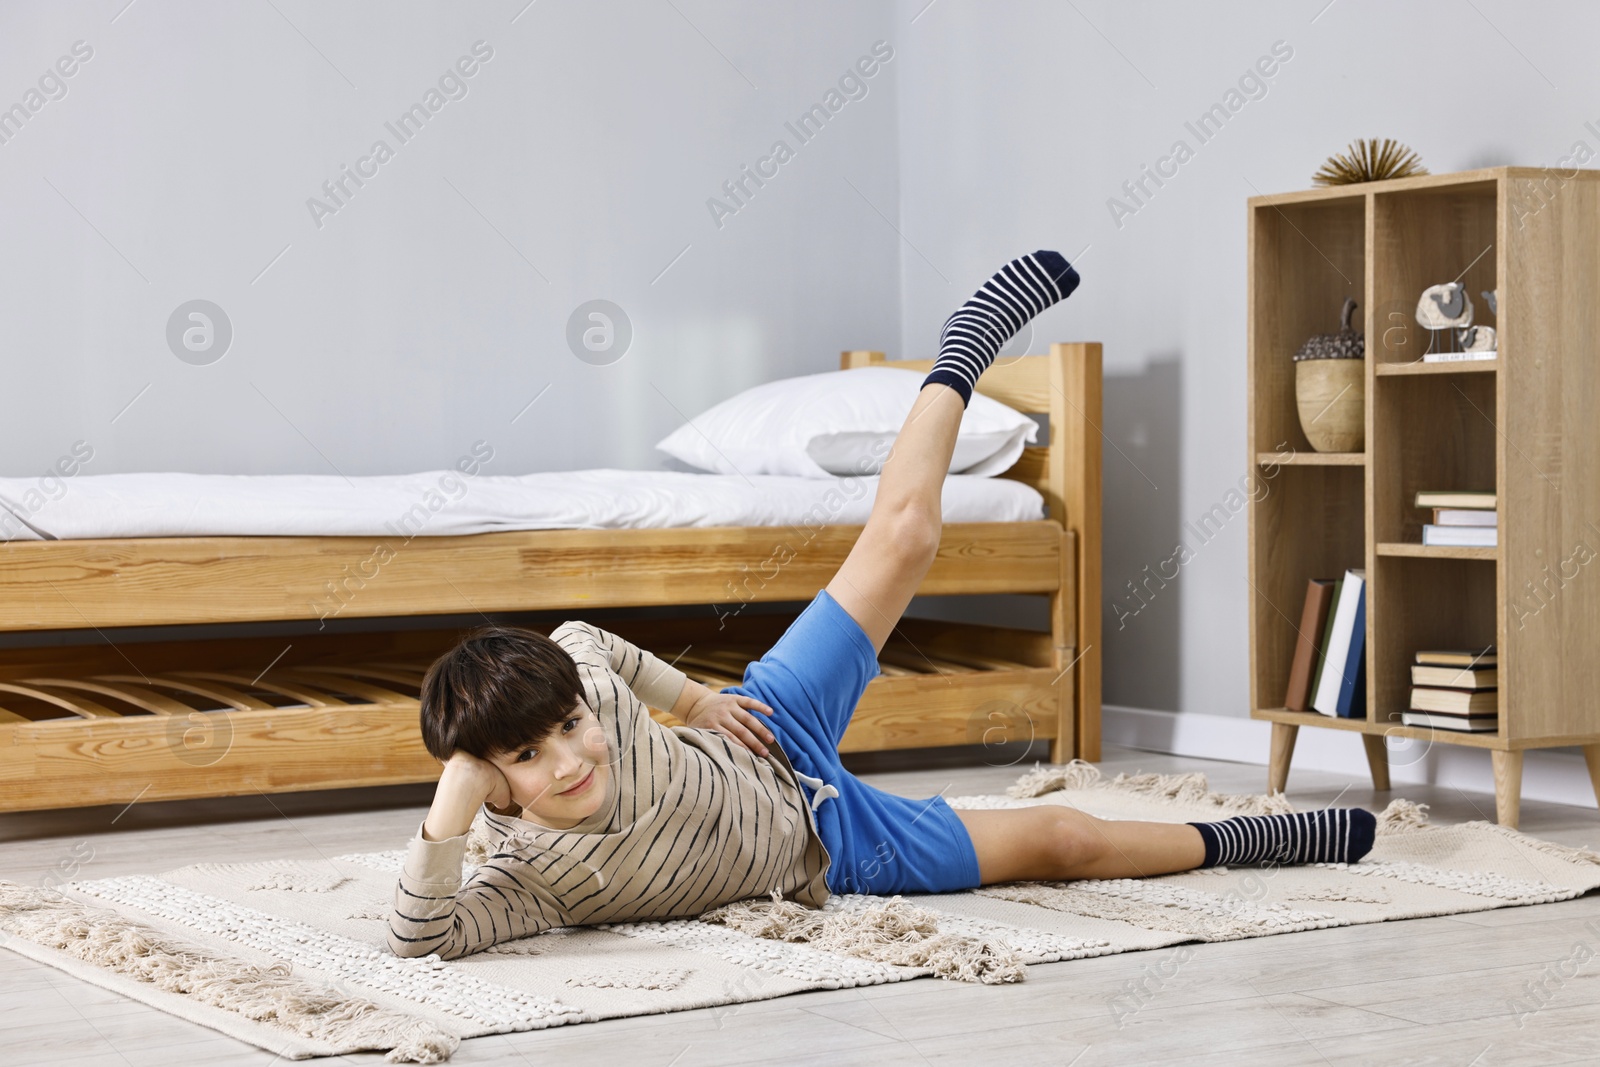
1283, 578, 1336, 712
1311, 569, 1366, 718
1307, 574, 1344, 709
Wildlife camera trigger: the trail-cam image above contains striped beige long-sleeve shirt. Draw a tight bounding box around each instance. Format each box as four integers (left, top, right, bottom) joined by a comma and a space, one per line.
388, 620, 831, 959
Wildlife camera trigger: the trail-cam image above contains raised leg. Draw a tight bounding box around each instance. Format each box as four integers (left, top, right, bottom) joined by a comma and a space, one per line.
1583, 744, 1600, 810
825, 383, 963, 654
1268, 722, 1298, 793
1360, 733, 1391, 791
1492, 749, 1523, 828
828, 251, 1079, 655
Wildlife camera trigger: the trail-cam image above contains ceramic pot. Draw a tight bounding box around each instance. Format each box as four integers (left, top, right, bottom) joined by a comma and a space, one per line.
1295, 358, 1364, 452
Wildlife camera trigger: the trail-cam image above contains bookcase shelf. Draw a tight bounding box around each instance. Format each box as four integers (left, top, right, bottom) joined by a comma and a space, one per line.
1258, 451, 1366, 466
1374, 361, 1497, 377
1252, 707, 1508, 750
1375, 542, 1497, 560
1247, 167, 1600, 827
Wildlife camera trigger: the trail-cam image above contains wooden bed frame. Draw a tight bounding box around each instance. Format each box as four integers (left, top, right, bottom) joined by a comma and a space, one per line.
0, 343, 1101, 812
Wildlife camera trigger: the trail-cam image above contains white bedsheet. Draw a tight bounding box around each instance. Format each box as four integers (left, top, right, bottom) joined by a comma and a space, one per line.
0, 469, 1044, 541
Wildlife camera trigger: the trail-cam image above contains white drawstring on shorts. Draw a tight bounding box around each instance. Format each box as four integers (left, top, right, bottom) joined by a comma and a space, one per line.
791, 769, 840, 812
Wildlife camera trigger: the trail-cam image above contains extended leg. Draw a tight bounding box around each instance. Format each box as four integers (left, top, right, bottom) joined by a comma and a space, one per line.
954, 800, 1376, 884
827, 251, 1080, 653
825, 383, 964, 654
954, 805, 1206, 882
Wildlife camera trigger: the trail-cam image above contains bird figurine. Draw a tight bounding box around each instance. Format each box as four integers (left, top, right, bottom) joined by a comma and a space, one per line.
1481, 289, 1497, 317
1458, 325, 1496, 353
1415, 283, 1474, 330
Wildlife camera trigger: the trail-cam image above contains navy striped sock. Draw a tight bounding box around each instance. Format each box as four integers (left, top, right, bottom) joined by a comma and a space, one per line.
1189, 808, 1376, 867
922, 250, 1080, 406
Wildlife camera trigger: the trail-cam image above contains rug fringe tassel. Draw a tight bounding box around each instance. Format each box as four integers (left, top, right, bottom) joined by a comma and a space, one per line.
1009, 760, 1293, 815
700, 890, 1026, 985
0, 880, 459, 1063
1376, 798, 1431, 832
1008, 760, 1104, 798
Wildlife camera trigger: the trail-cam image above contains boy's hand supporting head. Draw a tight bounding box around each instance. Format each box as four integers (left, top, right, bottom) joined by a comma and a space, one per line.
424, 751, 514, 842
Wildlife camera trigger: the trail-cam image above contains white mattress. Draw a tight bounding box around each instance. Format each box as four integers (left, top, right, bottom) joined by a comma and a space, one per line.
0, 469, 1044, 541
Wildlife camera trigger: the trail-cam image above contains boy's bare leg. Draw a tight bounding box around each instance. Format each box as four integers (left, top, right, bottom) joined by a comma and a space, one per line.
826, 251, 1080, 654
953, 805, 1206, 883
825, 382, 964, 655
819, 388, 1205, 882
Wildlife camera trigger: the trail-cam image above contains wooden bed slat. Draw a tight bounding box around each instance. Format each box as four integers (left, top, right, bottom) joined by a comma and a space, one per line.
95, 674, 274, 712
314, 666, 427, 689
20, 678, 193, 716
172, 671, 342, 708
0, 681, 123, 719
270, 669, 417, 704
875, 647, 968, 676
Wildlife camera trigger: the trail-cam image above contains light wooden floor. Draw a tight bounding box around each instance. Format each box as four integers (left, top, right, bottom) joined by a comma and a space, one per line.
4, 743, 1600, 1066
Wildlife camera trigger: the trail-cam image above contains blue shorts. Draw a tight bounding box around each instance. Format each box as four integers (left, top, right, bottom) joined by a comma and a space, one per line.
722, 589, 982, 897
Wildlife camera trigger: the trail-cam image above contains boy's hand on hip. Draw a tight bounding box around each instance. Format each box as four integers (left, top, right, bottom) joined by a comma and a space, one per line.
683, 691, 777, 757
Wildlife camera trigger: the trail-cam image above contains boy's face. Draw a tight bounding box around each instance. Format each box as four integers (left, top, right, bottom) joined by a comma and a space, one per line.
489, 696, 612, 829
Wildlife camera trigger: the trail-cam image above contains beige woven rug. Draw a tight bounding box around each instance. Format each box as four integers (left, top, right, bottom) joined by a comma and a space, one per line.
5, 761, 1600, 1063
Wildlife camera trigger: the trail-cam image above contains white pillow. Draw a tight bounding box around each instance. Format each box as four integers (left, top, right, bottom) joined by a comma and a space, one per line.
656, 367, 1039, 478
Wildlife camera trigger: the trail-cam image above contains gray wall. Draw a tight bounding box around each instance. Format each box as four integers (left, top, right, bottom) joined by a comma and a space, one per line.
894, 0, 1600, 718
0, 0, 902, 478
7, 0, 1596, 721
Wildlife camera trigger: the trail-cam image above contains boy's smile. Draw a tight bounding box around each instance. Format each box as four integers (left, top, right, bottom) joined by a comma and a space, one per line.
489, 697, 613, 830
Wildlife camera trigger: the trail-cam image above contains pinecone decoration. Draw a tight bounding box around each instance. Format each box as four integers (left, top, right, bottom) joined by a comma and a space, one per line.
1294, 298, 1364, 361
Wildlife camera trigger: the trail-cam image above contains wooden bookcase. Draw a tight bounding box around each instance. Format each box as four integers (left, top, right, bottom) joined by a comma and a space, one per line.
1247, 166, 1600, 827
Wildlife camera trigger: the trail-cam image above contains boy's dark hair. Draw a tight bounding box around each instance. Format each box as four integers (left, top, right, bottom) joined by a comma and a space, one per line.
419, 625, 583, 761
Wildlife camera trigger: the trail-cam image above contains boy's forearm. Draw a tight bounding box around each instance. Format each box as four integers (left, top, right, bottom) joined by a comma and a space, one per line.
669, 676, 712, 720
423, 775, 486, 842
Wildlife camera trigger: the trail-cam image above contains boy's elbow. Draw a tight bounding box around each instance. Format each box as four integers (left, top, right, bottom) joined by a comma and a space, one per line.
386, 936, 425, 959
387, 929, 457, 960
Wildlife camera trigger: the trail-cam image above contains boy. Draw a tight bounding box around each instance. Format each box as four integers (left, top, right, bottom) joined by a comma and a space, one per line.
389, 251, 1375, 961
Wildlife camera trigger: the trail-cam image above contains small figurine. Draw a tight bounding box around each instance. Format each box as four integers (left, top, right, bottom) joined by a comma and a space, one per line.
1481, 289, 1498, 317
1459, 325, 1496, 353
1416, 283, 1474, 330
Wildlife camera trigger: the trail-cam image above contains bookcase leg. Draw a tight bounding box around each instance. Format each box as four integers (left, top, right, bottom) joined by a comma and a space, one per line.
1491, 750, 1523, 829
1583, 744, 1600, 809
1360, 733, 1391, 791
1268, 722, 1298, 793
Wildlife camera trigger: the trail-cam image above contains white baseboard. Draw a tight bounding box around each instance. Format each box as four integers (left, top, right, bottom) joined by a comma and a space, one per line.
1102, 705, 1600, 812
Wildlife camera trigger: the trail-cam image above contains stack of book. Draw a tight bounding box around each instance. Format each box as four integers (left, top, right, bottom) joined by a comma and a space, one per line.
1282, 569, 1366, 718
1401, 649, 1498, 732
1416, 490, 1496, 548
